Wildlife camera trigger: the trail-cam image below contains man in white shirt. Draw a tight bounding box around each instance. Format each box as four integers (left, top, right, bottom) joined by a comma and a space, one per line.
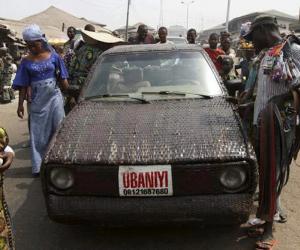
157, 27, 174, 44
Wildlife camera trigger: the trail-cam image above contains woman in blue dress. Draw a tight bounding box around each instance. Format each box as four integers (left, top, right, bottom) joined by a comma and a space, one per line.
13, 24, 69, 176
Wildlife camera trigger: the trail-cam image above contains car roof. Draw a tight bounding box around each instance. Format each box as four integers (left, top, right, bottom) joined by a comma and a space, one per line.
102, 44, 203, 56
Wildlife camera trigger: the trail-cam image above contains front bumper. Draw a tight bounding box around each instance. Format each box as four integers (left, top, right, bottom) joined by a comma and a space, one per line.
46, 193, 253, 226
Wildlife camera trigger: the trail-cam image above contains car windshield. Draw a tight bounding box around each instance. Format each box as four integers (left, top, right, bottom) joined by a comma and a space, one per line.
84, 51, 222, 99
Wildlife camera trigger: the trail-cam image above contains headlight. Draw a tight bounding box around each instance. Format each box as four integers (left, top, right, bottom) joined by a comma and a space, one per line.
220, 167, 247, 191
50, 168, 74, 190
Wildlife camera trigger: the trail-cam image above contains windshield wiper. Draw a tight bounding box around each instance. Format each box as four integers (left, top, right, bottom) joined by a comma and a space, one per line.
141, 91, 212, 99
85, 94, 150, 103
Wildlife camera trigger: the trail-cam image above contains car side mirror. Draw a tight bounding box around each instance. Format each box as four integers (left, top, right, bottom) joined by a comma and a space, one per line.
224, 79, 243, 97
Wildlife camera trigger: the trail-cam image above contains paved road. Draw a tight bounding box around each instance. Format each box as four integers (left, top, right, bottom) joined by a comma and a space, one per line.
1, 99, 299, 250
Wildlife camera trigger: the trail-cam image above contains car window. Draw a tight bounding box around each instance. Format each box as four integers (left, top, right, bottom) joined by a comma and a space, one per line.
84, 51, 222, 99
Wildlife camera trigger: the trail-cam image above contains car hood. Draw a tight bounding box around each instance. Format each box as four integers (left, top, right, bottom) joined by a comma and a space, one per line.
44, 97, 254, 165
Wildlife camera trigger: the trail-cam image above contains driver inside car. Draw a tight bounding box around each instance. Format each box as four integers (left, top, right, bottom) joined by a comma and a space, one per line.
109, 67, 151, 93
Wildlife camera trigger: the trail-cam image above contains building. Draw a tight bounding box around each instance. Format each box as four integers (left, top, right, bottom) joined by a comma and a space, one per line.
290, 13, 300, 36
228, 10, 297, 35
198, 24, 226, 43
199, 9, 297, 42
168, 25, 187, 37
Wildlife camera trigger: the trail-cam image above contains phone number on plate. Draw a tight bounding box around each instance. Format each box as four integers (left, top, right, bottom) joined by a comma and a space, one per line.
123, 188, 169, 196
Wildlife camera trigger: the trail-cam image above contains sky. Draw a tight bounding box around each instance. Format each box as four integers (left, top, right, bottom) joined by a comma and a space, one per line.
0, 0, 299, 31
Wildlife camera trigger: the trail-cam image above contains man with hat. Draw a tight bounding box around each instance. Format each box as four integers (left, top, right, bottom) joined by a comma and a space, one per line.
241, 15, 300, 249
66, 28, 123, 113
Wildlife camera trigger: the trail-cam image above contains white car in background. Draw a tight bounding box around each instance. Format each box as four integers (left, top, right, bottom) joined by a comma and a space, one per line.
167, 36, 188, 44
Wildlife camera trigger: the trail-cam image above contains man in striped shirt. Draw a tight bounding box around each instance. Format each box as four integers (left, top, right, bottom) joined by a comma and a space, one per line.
243, 15, 300, 250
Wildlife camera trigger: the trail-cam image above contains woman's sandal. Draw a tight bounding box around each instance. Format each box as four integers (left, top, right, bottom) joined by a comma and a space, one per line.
255, 239, 277, 249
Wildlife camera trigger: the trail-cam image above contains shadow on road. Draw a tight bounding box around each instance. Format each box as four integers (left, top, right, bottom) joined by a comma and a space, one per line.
10, 142, 31, 162
6, 167, 32, 179
11, 179, 257, 250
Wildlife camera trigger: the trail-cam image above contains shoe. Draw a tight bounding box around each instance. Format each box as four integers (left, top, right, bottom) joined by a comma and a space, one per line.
274, 211, 287, 223
32, 173, 40, 178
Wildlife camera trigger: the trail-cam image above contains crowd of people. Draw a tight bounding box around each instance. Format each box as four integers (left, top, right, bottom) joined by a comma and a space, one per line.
0, 14, 300, 250
125, 24, 253, 86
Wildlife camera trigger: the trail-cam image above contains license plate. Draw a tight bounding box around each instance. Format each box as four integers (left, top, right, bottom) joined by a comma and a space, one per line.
118, 165, 173, 197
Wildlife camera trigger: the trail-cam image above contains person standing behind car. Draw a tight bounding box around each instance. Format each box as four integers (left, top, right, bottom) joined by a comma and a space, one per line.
63, 27, 76, 71
219, 56, 238, 82
66, 27, 124, 113
13, 24, 69, 177
63, 26, 76, 55
66, 27, 104, 113
187, 28, 197, 44
157, 27, 174, 44
204, 33, 225, 73
220, 37, 236, 58
128, 24, 155, 44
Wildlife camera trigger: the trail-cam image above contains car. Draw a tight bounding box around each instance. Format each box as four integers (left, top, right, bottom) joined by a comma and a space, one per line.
41, 44, 258, 226
167, 36, 188, 44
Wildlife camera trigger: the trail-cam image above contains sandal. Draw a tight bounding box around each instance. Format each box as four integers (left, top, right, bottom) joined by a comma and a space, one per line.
255, 239, 277, 249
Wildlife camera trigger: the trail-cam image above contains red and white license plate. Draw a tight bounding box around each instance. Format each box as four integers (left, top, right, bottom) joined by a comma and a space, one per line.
118, 165, 173, 197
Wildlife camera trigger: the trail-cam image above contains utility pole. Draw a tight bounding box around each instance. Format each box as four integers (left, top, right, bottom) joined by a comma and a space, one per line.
159, 0, 164, 27
226, 0, 231, 32
181, 1, 195, 29
125, 0, 131, 42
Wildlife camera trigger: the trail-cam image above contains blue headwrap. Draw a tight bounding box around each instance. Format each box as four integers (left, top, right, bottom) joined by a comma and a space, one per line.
22, 24, 47, 42
22, 24, 55, 52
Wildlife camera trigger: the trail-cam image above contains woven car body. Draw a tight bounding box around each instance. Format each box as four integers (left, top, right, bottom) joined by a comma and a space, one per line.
41, 44, 258, 226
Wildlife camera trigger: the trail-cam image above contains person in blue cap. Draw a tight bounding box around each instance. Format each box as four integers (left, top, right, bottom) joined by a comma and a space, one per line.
13, 24, 69, 177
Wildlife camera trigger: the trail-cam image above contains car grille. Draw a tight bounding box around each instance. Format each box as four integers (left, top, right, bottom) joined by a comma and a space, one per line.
45, 161, 257, 196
